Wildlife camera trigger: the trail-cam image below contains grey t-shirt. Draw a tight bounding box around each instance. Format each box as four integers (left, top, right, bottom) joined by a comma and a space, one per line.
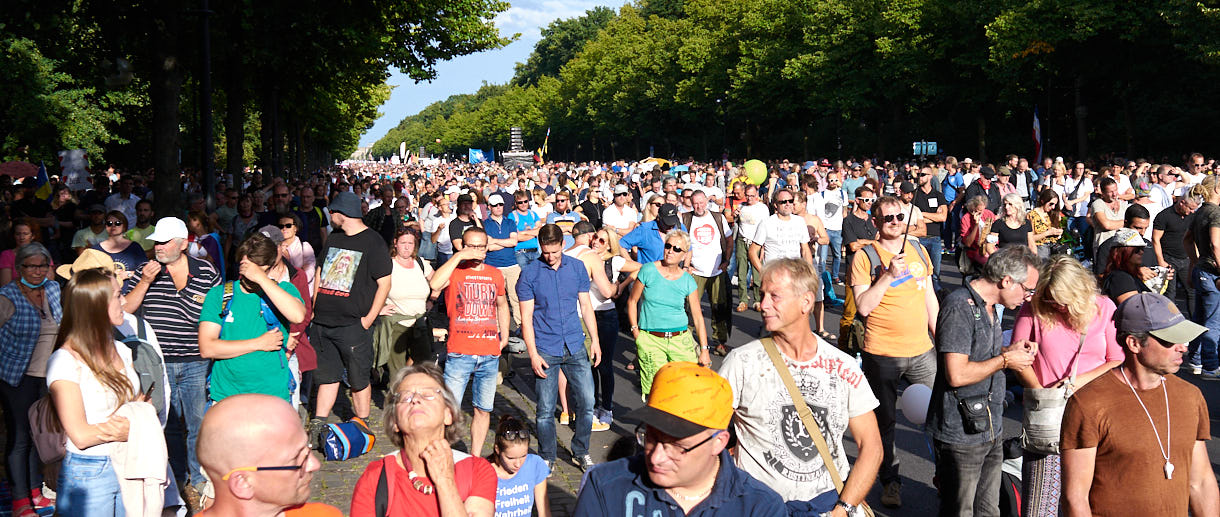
926, 282, 1005, 445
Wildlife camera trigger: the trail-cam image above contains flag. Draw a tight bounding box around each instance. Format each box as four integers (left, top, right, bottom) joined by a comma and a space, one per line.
469, 148, 487, 164
1032, 108, 1043, 163
542, 127, 550, 157
34, 161, 51, 200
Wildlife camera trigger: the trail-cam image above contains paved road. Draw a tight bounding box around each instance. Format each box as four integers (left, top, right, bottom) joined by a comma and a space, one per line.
311, 255, 1220, 516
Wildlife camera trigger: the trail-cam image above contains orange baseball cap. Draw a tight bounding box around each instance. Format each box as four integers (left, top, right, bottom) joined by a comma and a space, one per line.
627, 362, 734, 438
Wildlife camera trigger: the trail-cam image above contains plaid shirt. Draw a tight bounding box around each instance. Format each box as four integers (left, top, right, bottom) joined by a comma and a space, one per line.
0, 281, 61, 386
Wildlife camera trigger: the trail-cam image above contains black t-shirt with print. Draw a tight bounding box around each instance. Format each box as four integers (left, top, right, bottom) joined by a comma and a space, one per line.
314, 228, 392, 327
913, 188, 947, 237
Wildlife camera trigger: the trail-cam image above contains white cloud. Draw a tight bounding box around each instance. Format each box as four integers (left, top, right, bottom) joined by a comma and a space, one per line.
494, 0, 621, 37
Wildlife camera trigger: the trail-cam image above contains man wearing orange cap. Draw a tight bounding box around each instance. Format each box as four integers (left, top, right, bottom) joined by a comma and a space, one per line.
574, 362, 786, 516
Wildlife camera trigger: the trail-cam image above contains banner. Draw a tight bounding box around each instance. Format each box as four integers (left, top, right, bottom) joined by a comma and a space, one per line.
469, 148, 491, 164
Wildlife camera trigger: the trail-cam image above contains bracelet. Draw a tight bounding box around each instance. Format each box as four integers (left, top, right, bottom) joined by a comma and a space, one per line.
1000, 354, 1009, 369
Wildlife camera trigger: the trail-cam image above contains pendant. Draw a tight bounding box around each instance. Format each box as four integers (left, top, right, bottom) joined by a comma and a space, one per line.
1165, 461, 1175, 480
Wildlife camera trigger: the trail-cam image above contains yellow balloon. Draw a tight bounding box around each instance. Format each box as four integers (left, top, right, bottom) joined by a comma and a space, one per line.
744, 159, 767, 185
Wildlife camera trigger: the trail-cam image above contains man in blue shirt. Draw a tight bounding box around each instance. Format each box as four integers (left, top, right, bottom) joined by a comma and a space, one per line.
483, 194, 523, 328
575, 362, 787, 517
518, 224, 602, 472
507, 190, 542, 266
545, 190, 586, 249
620, 203, 685, 264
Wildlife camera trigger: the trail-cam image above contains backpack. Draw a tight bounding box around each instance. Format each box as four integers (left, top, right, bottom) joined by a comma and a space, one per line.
321, 417, 376, 461
112, 313, 167, 418
843, 239, 932, 353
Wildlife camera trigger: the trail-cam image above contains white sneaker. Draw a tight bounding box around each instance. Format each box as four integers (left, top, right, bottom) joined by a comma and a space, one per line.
1190, 363, 1203, 375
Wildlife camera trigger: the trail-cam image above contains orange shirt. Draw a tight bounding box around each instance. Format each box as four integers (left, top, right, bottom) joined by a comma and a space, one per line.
850, 240, 934, 357
197, 502, 343, 517
445, 266, 506, 356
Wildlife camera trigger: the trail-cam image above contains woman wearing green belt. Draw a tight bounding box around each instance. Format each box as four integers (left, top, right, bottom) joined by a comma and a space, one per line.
626, 230, 710, 398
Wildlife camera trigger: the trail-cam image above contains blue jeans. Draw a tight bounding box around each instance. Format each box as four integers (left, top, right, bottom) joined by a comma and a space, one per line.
165, 361, 208, 487
821, 229, 843, 280
58, 452, 125, 517
919, 236, 944, 291
1189, 267, 1220, 371
534, 346, 595, 461
934, 437, 1003, 517
443, 353, 499, 412
515, 248, 540, 268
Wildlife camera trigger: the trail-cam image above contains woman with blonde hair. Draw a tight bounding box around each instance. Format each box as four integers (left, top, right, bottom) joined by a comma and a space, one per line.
48, 268, 145, 516
626, 230, 709, 398
587, 228, 640, 421
1011, 256, 1123, 516
1186, 176, 1220, 375
350, 363, 495, 517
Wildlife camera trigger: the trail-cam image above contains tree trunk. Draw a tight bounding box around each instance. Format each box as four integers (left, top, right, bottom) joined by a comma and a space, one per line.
223, 15, 245, 189
149, 2, 185, 219
976, 115, 987, 162
268, 89, 281, 184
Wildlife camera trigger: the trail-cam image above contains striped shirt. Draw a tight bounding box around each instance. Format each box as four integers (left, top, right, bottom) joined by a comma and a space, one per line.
123, 256, 220, 362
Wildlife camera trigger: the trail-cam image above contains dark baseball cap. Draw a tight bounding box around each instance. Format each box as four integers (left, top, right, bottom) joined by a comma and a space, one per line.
1114, 293, 1206, 345
899, 181, 916, 193
457, 193, 475, 204
657, 203, 680, 231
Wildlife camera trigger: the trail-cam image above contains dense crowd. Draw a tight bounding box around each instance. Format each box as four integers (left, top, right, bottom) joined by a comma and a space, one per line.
0, 151, 1217, 517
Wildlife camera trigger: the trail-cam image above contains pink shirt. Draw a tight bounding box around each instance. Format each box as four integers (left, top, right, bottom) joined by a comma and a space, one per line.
1011, 295, 1124, 387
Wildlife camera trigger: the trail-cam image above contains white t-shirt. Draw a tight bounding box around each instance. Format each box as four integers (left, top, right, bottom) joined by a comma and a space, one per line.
427, 214, 456, 254
751, 214, 810, 264
737, 202, 771, 242
1064, 176, 1094, 217
687, 213, 732, 277
46, 343, 140, 456
719, 339, 879, 502
591, 256, 625, 312
816, 188, 849, 231
601, 204, 639, 233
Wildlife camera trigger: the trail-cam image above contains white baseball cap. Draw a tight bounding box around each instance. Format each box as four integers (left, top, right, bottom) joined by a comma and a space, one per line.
147, 217, 189, 243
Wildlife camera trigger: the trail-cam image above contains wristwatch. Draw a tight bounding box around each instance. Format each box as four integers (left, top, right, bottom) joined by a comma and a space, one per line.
630, 325, 639, 331
835, 499, 856, 514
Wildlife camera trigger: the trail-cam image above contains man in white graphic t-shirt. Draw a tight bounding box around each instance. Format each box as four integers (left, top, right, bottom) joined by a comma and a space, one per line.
682, 190, 733, 354
720, 258, 881, 515
749, 189, 812, 272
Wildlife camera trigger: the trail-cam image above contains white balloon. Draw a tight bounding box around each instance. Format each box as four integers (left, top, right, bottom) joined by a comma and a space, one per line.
900, 383, 933, 426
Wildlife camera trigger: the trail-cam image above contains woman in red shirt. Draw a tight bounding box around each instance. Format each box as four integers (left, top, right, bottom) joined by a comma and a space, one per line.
350, 363, 495, 517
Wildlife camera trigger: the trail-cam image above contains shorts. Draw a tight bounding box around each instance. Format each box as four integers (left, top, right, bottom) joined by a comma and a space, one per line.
442, 353, 499, 412
310, 322, 374, 390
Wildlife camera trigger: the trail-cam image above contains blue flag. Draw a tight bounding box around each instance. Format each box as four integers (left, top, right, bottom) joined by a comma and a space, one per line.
469, 148, 487, 164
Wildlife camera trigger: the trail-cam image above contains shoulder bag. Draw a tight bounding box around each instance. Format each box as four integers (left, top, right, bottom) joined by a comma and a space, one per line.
761, 337, 874, 517
1020, 328, 1087, 455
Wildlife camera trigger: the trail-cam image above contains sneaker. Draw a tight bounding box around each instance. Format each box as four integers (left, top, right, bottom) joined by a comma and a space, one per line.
543, 459, 554, 477
305, 417, 326, 450
1203, 368, 1220, 378
595, 408, 613, 424
881, 481, 902, 508
1189, 362, 1203, 375
591, 418, 610, 432
559, 412, 570, 425
578, 454, 596, 472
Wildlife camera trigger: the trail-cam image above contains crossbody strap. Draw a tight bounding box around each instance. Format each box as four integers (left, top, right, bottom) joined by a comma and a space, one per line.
760, 337, 845, 493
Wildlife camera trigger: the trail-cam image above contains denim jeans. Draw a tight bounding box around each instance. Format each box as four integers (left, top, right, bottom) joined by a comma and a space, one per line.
734, 237, 759, 305
58, 452, 125, 517
862, 349, 937, 486
593, 309, 619, 413
165, 360, 208, 487
534, 347, 595, 461
821, 229, 843, 280
919, 236, 944, 291
1189, 267, 1220, 371
515, 248, 540, 268
0, 374, 44, 495
934, 437, 1003, 517
443, 353, 499, 412
1166, 256, 1195, 317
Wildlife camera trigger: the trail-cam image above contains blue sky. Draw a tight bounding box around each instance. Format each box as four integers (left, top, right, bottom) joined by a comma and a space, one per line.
358, 0, 624, 147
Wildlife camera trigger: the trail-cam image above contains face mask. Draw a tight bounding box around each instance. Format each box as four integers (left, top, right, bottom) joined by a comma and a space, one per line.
20, 277, 48, 289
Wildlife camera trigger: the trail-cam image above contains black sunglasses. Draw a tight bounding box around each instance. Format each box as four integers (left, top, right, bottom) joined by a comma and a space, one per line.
277, 223, 295, 229
106, 221, 124, 227
665, 242, 685, 253
776, 198, 794, 205
489, 203, 504, 207
516, 200, 529, 205
881, 213, 906, 223
500, 429, 530, 440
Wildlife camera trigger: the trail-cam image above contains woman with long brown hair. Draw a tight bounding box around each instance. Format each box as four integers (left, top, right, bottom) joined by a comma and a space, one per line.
47, 268, 142, 516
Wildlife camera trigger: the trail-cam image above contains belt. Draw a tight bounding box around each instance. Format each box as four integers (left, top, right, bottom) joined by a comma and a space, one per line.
517, 247, 538, 252
644, 330, 687, 338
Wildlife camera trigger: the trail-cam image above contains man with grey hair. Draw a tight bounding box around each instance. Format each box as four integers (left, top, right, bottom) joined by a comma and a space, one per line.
122, 216, 222, 511
925, 245, 1040, 516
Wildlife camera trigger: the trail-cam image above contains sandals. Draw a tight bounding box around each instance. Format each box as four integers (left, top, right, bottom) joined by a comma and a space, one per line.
818, 330, 838, 342
712, 343, 730, 357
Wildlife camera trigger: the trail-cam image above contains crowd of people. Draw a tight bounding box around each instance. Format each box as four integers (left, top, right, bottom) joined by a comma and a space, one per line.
0, 150, 1217, 517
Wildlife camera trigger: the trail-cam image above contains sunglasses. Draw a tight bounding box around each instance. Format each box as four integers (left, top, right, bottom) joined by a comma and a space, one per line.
858, 197, 876, 203
106, 221, 124, 227
665, 242, 685, 253
776, 199, 794, 205
516, 200, 529, 205
277, 223, 295, 229
499, 429, 530, 440
489, 203, 504, 207
650, 202, 663, 207
880, 213, 906, 223
615, 192, 630, 197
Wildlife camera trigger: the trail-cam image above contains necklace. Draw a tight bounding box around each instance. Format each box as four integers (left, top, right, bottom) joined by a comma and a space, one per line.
1119, 368, 1173, 479
407, 469, 434, 495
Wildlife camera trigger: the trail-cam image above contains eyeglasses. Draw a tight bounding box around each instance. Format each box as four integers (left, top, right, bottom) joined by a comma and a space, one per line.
635, 424, 722, 457
1012, 279, 1036, 298
222, 452, 311, 481
106, 221, 124, 227
21, 263, 49, 270
499, 429, 530, 441
392, 387, 445, 404
277, 223, 295, 229
880, 213, 906, 223
664, 243, 685, 253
